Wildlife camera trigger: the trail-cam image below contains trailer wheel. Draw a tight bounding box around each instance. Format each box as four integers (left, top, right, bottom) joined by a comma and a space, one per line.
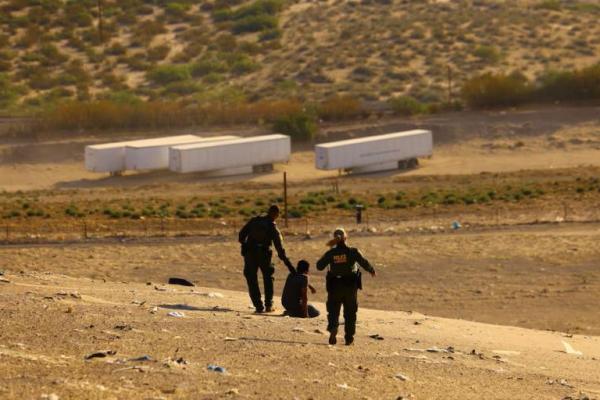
408, 158, 419, 169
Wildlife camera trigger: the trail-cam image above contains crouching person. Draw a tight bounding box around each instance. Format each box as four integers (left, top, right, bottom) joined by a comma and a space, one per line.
282, 260, 320, 318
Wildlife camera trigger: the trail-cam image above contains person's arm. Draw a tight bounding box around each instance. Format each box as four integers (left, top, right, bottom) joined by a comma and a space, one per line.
300, 278, 309, 318
238, 218, 252, 244
308, 283, 316, 294
316, 251, 331, 271
354, 248, 376, 277
272, 225, 295, 273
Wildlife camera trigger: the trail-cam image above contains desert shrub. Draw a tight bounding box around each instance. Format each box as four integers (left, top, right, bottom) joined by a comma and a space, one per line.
64, 2, 93, 27
272, 111, 317, 142
317, 95, 364, 121
259, 28, 281, 41
472, 45, 501, 64
134, 19, 167, 44
105, 42, 127, 56
535, 64, 600, 102
147, 64, 191, 85
147, 45, 171, 61
165, 2, 191, 20
28, 72, 57, 90
232, 15, 278, 34
162, 81, 201, 96
230, 56, 259, 75
39, 44, 68, 66
191, 59, 229, 77
536, 0, 561, 10
462, 72, 531, 108
0, 73, 19, 108
388, 95, 428, 115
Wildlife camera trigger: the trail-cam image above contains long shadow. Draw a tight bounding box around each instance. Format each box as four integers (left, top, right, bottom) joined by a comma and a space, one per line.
158, 304, 233, 312
238, 337, 330, 347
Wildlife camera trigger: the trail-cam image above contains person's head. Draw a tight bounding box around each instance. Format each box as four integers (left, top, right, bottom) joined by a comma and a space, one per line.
327, 227, 347, 247
267, 205, 280, 221
297, 259, 310, 274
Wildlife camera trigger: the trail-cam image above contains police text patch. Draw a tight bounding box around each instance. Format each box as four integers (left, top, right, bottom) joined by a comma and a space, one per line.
333, 254, 347, 264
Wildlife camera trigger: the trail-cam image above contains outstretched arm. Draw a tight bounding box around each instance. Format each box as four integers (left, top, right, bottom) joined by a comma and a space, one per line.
355, 249, 376, 277
273, 226, 295, 273
300, 286, 308, 318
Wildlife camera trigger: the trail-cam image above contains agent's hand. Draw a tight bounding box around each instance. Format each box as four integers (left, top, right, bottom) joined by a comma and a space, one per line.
370, 270, 377, 278
309, 286, 317, 294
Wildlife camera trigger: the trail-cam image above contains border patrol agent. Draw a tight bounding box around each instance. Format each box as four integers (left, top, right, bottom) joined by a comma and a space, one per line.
239, 205, 295, 313
316, 228, 376, 345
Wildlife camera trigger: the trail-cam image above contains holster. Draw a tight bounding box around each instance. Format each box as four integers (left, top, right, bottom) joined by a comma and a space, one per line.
356, 270, 363, 291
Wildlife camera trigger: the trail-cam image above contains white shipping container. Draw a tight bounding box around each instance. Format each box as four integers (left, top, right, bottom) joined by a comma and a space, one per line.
315, 130, 432, 172
169, 134, 291, 173
85, 135, 202, 173
167, 135, 240, 172
124, 135, 207, 171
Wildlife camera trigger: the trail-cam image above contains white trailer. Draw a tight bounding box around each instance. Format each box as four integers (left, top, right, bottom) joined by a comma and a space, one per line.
85, 135, 202, 174
315, 130, 432, 173
123, 135, 211, 171
169, 134, 291, 175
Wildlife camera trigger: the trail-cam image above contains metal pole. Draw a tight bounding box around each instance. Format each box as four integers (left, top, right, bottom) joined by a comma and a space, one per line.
283, 172, 288, 228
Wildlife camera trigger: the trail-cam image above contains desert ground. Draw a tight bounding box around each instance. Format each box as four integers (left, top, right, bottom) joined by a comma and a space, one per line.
1, 106, 600, 399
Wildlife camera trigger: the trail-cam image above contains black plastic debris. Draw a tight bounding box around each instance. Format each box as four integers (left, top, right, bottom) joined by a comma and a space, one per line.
84, 350, 116, 360
168, 277, 195, 287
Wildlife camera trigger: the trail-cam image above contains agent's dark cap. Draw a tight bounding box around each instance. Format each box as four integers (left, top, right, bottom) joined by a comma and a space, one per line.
268, 205, 280, 214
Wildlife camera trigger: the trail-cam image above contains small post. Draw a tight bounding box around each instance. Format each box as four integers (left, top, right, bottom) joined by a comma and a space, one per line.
355, 204, 363, 224
97, 0, 104, 44
283, 172, 288, 228
563, 203, 568, 222
447, 65, 453, 105
160, 217, 165, 235
83, 220, 88, 239
4, 225, 8, 243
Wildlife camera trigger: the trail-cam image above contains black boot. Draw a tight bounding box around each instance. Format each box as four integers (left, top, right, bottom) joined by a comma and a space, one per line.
345, 336, 354, 346
328, 330, 337, 345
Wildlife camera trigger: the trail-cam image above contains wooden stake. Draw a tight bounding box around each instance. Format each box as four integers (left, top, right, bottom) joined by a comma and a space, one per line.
283, 172, 288, 228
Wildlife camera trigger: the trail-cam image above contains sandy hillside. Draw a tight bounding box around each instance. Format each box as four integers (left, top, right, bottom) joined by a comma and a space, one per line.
0, 271, 599, 399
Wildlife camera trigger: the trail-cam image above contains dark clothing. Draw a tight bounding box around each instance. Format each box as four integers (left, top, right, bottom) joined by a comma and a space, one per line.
281, 273, 320, 318
316, 244, 375, 277
239, 215, 293, 311
243, 251, 274, 311
326, 281, 357, 338
239, 215, 292, 269
316, 243, 374, 339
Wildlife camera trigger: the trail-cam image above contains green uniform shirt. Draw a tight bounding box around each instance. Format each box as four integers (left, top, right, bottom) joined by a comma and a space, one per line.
316, 243, 375, 277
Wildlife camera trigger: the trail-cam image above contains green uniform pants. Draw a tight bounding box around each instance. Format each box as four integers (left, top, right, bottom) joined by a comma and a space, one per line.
326, 281, 358, 339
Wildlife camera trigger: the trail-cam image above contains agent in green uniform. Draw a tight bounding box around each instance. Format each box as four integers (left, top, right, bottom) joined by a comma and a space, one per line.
316, 228, 376, 345
239, 205, 295, 313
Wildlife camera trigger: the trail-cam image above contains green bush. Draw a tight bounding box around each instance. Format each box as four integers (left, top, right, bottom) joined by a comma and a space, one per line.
388, 95, 427, 115
232, 15, 278, 34
147, 64, 191, 85
191, 60, 229, 77
231, 56, 259, 75
472, 45, 501, 64
536, 64, 600, 102
0, 74, 19, 108
272, 111, 317, 142
462, 72, 531, 108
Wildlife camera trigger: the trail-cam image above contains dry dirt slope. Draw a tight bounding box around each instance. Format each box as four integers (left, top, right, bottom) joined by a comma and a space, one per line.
1, 0, 600, 105
0, 271, 599, 399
